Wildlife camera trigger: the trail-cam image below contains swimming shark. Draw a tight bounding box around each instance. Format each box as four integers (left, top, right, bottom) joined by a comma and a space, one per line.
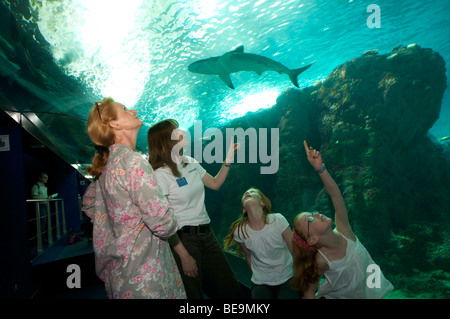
187, 45, 314, 89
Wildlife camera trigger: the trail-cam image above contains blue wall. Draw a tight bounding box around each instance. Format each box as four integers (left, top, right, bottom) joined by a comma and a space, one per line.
54, 167, 81, 233
0, 125, 31, 298
0, 119, 84, 298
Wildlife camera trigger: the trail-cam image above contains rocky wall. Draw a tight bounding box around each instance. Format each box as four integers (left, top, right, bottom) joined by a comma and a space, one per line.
204, 44, 449, 298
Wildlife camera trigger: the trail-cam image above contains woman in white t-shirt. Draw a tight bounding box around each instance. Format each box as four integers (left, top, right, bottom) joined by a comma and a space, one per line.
147, 119, 242, 299
224, 188, 300, 299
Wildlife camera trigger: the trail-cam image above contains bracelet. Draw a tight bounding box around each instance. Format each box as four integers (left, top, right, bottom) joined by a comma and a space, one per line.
224, 163, 231, 168
316, 163, 326, 174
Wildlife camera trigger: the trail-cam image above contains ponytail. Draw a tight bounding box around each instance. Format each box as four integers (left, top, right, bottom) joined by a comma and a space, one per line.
86, 150, 110, 179
86, 97, 117, 178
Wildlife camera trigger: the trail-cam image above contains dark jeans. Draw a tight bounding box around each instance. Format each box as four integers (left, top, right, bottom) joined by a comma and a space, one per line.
251, 278, 301, 299
173, 229, 242, 299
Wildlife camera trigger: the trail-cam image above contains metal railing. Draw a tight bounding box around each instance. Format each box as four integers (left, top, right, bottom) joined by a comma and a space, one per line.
26, 198, 67, 255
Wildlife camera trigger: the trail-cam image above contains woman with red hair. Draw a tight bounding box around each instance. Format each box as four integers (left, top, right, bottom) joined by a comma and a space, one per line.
82, 98, 185, 299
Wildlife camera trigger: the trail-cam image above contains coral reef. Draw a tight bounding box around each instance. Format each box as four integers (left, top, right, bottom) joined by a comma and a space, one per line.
203, 44, 450, 298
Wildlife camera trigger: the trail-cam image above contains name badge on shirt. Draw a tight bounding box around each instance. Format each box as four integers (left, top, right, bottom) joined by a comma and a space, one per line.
176, 177, 188, 187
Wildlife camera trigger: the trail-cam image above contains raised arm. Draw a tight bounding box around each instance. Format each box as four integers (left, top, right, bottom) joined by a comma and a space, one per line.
202, 137, 240, 190
303, 141, 354, 240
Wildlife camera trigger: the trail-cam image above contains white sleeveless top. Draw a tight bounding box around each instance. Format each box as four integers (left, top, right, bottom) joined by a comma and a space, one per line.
316, 234, 394, 299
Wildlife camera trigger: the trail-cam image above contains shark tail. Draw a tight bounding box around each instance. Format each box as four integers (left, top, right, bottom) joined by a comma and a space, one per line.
288, 61, 315, 87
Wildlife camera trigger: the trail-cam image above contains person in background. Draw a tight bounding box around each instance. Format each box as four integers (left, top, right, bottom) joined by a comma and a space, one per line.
224, 188, 300, 299
147, 119, 242, 299
291, 140, 394, 299
81, 97, 185, 299
31, 172, 51, 236
31, 172, 50, 200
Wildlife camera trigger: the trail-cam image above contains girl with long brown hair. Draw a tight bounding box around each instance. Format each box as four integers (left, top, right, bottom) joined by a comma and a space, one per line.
147, 119, 242, 299
224, 188, 300, 299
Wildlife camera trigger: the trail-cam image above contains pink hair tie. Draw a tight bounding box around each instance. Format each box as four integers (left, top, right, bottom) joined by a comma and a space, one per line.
293, 231, 317, 252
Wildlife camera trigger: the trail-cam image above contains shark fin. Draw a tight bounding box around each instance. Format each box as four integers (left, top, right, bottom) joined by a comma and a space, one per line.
219, 73, 234, 89
288, 61, 315, 88
232, 45, 244, 53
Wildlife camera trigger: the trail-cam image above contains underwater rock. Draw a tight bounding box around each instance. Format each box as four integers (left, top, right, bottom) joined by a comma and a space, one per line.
310, 46, 449, 298
273, 86, 321, 213
207, 44, 449, 298
313, 44, 448, 254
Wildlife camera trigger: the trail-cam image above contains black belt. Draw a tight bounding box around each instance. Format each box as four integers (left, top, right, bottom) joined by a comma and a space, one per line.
179, 224, 211, 235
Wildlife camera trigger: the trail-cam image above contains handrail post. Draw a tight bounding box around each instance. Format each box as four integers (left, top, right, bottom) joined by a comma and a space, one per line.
35, 202, 43, 254
46, 201, 53, 245
54, 199, 61, 239
61, 199, 67, 234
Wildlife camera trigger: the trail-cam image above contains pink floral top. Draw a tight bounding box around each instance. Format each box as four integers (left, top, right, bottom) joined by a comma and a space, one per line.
82, 144, 186, 299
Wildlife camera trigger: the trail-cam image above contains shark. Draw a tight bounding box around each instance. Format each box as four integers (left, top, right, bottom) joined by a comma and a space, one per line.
187, 45, 314, 89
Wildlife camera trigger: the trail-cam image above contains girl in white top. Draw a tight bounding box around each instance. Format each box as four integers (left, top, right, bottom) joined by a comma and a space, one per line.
291, 141, 394, 298
224, 188, 300, 299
